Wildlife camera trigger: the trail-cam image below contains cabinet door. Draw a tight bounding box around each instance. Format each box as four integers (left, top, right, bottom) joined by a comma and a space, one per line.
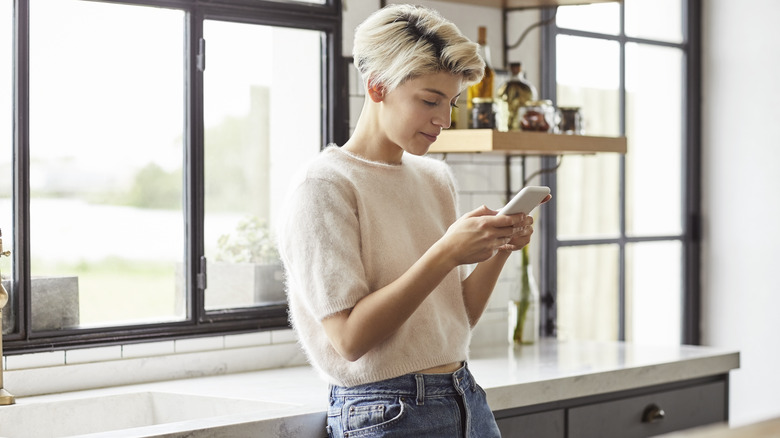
496, 409, 565, 438
567, 381, 727, 438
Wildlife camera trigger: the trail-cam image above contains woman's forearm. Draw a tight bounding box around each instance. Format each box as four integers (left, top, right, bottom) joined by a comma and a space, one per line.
322, 239, 458, 361
461, 250, 512, 327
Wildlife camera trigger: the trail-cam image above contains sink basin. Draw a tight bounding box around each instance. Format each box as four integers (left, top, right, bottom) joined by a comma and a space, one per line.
0, 391, 294, 438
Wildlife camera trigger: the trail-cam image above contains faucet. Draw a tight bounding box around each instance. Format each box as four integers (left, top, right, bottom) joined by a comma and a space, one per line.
0, 229, 15, 405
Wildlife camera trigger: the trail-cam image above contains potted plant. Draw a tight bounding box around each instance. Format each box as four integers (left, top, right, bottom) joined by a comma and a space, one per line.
209, 216, 285, 308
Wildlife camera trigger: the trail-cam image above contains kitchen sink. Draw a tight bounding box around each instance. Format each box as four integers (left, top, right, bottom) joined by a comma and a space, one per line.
0, 391, 294, 438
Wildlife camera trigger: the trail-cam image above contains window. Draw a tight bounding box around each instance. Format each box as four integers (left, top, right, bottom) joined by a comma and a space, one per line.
1, 0, 11, 323
202, 20, 323, 311
3, 0, 341, 352
540, 0, 700, 345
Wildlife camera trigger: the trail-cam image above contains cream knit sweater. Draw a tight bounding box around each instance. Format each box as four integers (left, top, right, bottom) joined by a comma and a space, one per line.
278, 146, 471, 387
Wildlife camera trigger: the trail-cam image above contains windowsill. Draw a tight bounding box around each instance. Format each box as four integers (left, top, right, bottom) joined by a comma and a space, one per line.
2, 329, 307, 398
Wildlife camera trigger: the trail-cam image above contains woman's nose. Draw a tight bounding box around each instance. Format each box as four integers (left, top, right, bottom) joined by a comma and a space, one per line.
435, 107, 452, 129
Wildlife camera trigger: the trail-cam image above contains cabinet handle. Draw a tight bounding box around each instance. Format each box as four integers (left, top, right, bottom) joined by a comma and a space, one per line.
642, 404, 666, 423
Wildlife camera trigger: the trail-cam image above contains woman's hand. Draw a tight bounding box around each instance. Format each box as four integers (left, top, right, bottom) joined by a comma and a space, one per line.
498, 213, 534, 252
439, 205, 524, 266
498, 193, 552, 252
441, 194, 553, 264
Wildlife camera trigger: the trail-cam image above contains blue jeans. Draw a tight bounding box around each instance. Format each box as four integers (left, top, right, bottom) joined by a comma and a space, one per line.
326, 363, 501, 437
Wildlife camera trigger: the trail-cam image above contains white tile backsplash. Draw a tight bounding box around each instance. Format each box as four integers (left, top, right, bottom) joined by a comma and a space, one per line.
6, 350, 65, 370
122, 340, 176, 359
270, 328, 298, 344
175, 335, 225, 354
448, 162, 506, 193
225, 331, 272, 349
66, 346, 122, 365
471, 308, 510, 348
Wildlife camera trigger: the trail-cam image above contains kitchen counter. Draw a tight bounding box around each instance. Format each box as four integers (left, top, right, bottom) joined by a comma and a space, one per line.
659, 417, 780, 438
469, 340, 739, 411
0, 339, 740, 437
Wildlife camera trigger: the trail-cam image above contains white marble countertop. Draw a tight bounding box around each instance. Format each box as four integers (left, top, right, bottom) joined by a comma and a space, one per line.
469, 339, 740, 411
659, 416, 780, 437
0, 339, 740, 437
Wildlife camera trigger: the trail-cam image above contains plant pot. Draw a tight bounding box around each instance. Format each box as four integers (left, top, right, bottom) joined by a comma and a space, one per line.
174, 261, 285, 312
2, 276, 80, 333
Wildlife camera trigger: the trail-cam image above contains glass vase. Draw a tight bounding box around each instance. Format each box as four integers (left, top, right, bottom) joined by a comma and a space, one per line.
509, 245, 539, 345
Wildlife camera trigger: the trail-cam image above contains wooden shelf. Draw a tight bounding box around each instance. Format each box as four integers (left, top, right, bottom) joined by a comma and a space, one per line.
430, 129, 627, 155
435, 0, 620, 10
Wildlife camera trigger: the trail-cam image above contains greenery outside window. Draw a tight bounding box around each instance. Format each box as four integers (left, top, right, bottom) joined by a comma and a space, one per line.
2, 0, 341, 353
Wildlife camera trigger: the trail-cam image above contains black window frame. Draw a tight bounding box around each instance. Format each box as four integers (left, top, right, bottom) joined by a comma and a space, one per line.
538, 0, 702, 345
4, 0, 344, 354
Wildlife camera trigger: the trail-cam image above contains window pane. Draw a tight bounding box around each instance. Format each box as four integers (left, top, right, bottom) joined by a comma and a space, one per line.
556, 36, 621, 137
1, 0, 12, 334
556, 36, 621, 239
556, 154, 621, 239
29, 0, 185, 329
626, 241, 682, 345
557, 245, 619, 341
203, 21, 322, 310
625, 0, 683, 43
556, 3, 620, 36
625, 43, 683, 236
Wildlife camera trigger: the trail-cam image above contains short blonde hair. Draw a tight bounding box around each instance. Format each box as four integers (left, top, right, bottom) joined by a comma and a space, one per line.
352, 4, 484, 92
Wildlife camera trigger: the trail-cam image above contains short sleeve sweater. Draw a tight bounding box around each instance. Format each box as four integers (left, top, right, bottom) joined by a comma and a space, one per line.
277, 146, 471, 387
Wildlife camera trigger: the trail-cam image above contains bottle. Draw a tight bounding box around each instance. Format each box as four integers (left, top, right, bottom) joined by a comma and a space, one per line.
467, 26, 494, 112
497, 62, 538, 130
509, 245, 539, 345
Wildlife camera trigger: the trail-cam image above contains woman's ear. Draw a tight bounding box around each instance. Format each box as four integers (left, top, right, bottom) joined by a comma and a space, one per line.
366, 80, 385, 103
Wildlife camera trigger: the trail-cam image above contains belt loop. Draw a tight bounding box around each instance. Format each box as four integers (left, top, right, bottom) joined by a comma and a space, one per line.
463, 363, 476, 392
415, 374, 425, 406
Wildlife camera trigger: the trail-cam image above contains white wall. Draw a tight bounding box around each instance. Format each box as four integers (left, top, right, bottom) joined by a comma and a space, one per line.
701, 0, 780, 427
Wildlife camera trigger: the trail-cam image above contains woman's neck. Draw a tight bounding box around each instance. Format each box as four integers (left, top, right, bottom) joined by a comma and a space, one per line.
343, 111, 404, 165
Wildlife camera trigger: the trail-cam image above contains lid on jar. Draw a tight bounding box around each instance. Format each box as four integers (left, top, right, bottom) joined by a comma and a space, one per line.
471, 97, 494, 104
558, 106, 581, 111
523, 99, 553, 107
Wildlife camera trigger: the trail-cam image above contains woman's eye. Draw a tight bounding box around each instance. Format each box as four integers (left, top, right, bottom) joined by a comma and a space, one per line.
423, 100, 438, 107
450, 102, 459, 109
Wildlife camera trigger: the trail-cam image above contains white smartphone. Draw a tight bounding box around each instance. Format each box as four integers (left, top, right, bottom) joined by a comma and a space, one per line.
498, 186, 551, 216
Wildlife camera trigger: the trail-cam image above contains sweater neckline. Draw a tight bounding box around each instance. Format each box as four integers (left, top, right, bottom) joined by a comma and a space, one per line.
330, 144, 404, 169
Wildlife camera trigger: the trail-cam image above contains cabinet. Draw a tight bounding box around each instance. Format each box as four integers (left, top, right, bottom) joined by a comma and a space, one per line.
493, 377, 728, 438
497, 409, 566, 437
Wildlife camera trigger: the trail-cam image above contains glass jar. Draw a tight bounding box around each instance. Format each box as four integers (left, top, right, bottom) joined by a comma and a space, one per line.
558, 106, 584, 135
519, 100, 556, 132
470, 97, 495, 129
497, 62, 538, 130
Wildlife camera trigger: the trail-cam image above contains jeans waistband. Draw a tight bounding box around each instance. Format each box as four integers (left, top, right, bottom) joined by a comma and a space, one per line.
330, 362, 476, 400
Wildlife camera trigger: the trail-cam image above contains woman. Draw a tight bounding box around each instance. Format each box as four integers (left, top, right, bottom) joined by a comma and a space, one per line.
278, 4, 546, 437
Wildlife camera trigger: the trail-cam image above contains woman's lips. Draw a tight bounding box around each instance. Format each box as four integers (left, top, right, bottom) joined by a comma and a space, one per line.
421, 132, 438, 142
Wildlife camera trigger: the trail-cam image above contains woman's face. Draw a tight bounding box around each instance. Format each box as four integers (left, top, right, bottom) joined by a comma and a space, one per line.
377, 71, 463, 157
